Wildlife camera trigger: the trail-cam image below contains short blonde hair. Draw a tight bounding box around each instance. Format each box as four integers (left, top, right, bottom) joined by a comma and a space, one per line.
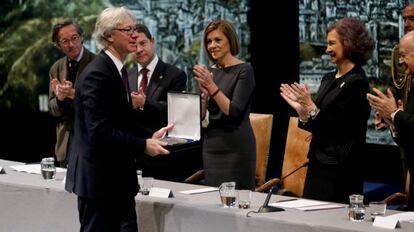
95, 6, 137, 50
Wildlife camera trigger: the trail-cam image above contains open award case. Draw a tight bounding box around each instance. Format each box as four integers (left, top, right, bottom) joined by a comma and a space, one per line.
161, 92, 201, 152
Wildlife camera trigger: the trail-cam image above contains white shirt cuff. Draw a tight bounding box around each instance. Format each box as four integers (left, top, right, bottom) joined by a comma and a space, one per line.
391, 109, 401, 123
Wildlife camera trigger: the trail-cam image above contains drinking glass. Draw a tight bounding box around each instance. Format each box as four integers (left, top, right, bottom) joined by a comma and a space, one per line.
348, 194, 365, 222
237, 190, 252, 209
141, 177, 154, 195
219, 181, 236, 208
369, 201, 387, 220
40, 157, 56, 180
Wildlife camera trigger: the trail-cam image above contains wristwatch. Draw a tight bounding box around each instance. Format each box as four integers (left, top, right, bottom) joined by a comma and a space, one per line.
308, 107, 319, 120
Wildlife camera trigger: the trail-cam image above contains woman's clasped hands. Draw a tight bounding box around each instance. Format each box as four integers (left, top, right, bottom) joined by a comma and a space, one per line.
193, 64, 217, 95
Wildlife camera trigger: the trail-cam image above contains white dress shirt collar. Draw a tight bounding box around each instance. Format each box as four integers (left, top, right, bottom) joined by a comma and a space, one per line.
137, 55, 158, 86
104, 49, 124, 76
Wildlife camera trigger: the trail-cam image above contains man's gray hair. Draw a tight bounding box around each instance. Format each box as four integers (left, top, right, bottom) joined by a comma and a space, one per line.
95, 6, 137, 50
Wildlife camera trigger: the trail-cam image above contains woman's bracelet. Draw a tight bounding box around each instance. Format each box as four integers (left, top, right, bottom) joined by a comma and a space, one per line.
210, 88, 220, 98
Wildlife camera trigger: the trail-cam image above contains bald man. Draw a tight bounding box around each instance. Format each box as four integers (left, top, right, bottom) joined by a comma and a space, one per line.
367, 30, 414, 210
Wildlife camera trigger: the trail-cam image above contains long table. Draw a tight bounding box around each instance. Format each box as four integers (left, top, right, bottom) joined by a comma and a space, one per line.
1, 159, 413, 232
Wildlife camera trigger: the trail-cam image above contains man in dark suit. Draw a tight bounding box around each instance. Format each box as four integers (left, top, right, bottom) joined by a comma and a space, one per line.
367, 30, 414, 210
129, 23, 187, 129
375, 4, 414, 184
48, 19, 95, 167
128, 24, 187, 180
65, 7, 171, 232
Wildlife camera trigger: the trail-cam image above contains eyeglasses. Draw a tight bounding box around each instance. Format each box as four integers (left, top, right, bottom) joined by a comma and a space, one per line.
58, 34, 81, 47
113, 26, 138, 36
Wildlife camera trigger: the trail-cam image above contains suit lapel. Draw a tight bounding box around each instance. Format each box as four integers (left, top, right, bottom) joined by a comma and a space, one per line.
100, 52, 132, 105
315, 74, 336, 106
146, 60, 165, 99
77, 48, 93, 78
58, 58, 69, 82
316, 71, 354, 109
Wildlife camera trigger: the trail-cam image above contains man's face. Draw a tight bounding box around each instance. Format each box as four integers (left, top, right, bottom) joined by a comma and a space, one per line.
57, 25, 82, 60
399, 37, 414, 75
132, 32, 155, 67
109, 18, 138, 59
403, 5, 414, 33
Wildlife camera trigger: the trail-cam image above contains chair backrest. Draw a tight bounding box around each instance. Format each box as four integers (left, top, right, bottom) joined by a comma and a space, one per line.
383, 170, 411, 207
249, 113, 273, 187
281, 117, 312, 197
405, 171, 410, 195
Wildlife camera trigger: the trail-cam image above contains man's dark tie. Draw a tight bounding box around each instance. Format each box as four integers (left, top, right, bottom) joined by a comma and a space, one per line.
67, 60, 78, 83
140, 67, 149, 94
121, 67, 129, 93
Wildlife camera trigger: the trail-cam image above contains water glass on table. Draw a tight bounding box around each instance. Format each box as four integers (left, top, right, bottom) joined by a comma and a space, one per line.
140, 177, 154, 195
237, 190, 251, 209
348, 194, 365, 222
369, 201, 387, 221
219, 181, 236, 208
40, 157, 56, 180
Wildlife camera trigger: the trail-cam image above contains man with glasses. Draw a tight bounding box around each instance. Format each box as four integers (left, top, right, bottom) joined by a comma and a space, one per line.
48, 19, 95, 167
128, 23, 187, 180
64, 7, 172, 231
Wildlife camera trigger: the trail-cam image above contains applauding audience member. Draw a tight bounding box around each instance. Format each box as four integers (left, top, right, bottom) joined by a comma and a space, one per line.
281, 18, 374, 203
193, 20, 256, 190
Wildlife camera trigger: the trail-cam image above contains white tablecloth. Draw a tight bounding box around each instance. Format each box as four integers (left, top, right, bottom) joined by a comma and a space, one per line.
1, 159, 413, 232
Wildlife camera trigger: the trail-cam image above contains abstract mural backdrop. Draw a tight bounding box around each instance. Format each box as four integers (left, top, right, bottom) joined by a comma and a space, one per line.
0, 0, 250, 112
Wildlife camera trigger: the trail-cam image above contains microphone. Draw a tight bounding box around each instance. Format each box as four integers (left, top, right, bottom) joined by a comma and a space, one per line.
258, 161, 309, 213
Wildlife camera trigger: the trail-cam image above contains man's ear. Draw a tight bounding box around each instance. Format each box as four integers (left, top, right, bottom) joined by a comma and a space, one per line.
106, 34, 114, 43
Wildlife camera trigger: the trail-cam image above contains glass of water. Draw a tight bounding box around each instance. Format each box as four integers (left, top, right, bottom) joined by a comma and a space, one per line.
369, 201, 387, 220
40, 157, 56, 180
141, 177, 154, 195
348, 194, 365, 222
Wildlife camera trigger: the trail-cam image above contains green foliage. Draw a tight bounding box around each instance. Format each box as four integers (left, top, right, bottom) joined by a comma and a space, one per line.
0, 0, 105, 111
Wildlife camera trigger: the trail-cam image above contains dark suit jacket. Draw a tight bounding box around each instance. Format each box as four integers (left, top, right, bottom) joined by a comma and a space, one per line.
48, 47, 95, 162
300, 66, 371, 165
299, 66, 370, 202
393, 85, 414, 209
128, 59, 187, 131
65, 51, 150, 199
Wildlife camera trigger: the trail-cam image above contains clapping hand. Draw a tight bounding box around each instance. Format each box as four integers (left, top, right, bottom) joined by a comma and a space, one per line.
280, 82, 315, 119
367, 88, 400, 123
131, 88, 146, 109
193, 64, 216, 94
52, 79, 75, 101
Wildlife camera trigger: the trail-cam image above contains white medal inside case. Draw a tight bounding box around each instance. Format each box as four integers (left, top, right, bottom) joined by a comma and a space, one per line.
161, 92, 201, 150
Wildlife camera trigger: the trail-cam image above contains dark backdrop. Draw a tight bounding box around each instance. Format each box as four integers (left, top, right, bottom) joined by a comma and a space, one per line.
249, 1, 299, 180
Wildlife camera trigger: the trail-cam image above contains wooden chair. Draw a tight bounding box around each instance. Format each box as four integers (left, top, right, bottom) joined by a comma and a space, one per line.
250, 113, 273, 187
383, 171, 410, 208
255, 117, 311, 197
185, 113, 274, 189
